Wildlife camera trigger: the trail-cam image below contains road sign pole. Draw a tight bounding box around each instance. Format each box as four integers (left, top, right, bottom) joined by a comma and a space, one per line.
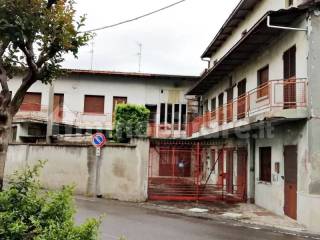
95, 147, 102, 198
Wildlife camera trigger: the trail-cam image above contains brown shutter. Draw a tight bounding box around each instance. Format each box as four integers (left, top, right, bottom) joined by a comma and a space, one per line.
20, 93, 42, 111
84, 95, 105, 114
257, 66, 269, 98
259, 147, 271, 182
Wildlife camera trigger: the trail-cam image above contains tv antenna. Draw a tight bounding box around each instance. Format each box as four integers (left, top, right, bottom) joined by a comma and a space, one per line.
137, 42, 142, 72
90, 41, 95, 70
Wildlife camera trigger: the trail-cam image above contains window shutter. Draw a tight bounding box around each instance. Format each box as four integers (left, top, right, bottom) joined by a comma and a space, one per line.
84, 95, 105, 114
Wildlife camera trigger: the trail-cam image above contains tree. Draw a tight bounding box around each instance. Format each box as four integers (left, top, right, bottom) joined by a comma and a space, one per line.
0, 161, 101, 239
0, 0, 91, 190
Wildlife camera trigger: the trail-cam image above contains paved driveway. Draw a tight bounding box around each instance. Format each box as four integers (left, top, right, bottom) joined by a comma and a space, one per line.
75, 198, 309, 240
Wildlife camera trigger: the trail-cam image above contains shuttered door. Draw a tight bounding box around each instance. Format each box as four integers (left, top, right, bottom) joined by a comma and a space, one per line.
218, 93, 224, 125
217, 149, 224, 186
284, 145, 298, 220
237, 148, 247, 197
226, 149, 234, 193
227, 88, 233, 123
257, 66, 269, 98
84, 95, 105, 114
283, 46, 296, 109
237, 79, 246, 119
20, 93, 41, 111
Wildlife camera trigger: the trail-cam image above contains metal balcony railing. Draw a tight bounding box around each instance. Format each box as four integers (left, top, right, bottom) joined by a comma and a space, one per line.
188, 78, 308, 136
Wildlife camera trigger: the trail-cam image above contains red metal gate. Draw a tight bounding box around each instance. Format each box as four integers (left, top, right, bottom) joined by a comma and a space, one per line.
148, 140, 247, 202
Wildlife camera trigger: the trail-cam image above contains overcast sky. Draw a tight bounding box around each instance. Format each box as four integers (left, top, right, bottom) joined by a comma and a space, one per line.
63, 0, 239, 76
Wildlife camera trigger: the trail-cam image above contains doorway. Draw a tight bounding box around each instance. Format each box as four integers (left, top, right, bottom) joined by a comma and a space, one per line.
283, 46, 296, 109
54, 94, 64, 122
284, 145, 298, 220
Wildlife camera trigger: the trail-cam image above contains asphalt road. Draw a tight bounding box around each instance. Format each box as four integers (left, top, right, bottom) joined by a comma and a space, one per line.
75, 198, 309, 240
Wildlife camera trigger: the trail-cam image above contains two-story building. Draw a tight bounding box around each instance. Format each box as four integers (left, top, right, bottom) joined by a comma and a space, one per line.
10, 69, 198, 142
182, 0, 319, 232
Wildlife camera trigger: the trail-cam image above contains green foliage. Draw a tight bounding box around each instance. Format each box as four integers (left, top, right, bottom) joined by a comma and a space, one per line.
113, 104, 150, 142
0, 0, 92, 83
0, 161, 101, 240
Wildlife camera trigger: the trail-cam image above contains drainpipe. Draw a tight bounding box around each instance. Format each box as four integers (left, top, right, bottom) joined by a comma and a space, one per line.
201, 58, 210, 69
267, 15, 311, 36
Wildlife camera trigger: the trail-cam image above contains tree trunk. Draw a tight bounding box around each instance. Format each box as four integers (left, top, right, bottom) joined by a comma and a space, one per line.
0, 111, 12, 191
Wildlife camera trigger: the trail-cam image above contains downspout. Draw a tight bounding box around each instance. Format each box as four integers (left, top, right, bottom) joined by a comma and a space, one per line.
267, 15, 311, 36
201, 58, 210, 69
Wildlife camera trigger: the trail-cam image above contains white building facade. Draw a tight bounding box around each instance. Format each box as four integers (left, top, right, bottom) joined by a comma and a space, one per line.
10, 70, 198, 142
186, 0, 320, 232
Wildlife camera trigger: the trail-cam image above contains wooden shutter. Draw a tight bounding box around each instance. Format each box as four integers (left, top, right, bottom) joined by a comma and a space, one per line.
218, 93, 224, 125
20, 92, 41, 111
283, 46, 296, 109
84, 95, 105, 114
257, 66, 269, 98
259, 147, 271, 182
237, 79, 247, 119
227, 88, 233, 122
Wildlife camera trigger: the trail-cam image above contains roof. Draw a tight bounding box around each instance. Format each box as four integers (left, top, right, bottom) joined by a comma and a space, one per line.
201, 0, 259, 59
64, 69, 199, 81
187, 8, 307, 95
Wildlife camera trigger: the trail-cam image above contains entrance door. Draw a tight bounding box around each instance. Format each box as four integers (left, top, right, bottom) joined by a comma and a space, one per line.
217, 149, 224, 186
53, 94, 64, 122
237, 148, 247, 198
284, 145, 298, 220
283, 46, 296, 109
226, 149, 234, 193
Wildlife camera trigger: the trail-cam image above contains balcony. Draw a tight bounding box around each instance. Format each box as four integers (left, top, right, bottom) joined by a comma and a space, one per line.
188, 78, 308, 138
14, 104, 113, 130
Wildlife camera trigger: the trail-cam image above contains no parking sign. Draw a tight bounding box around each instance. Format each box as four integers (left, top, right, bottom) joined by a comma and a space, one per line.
92, 132, 107, 148
92, 133, 107, 156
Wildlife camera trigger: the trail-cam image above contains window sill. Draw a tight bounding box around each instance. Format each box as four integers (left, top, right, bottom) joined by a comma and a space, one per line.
257, 181, 272, 185
82, 112, 105, 116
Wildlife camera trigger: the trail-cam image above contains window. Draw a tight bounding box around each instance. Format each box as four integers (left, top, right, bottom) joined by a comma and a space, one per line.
257, 65, 269, 98
180, 104, 187, 130
84, 95, 105, 114
160, 103, 166, 124
20, 92, 41, 111
167, 104, 172, 124
174, 104, 179, 130
259, 147, 272, 182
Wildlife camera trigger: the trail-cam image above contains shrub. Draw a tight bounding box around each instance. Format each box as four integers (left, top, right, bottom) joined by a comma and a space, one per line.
0, 162, 101, 240
113, 104, 150, 142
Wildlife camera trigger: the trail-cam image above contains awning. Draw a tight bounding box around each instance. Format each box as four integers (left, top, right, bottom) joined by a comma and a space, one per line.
187, 8, 307, 96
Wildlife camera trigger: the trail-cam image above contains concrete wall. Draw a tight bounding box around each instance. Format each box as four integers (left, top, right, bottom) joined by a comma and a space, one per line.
4, 138, 150, 202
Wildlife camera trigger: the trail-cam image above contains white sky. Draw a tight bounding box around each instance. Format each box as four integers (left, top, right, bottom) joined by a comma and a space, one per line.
63, 0, 239, 76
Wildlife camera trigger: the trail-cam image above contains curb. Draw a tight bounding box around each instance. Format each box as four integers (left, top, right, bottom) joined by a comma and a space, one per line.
139, 203, 320, 240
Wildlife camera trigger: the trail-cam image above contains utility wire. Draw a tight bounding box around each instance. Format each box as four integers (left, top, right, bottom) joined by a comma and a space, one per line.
82, 0, 187, 33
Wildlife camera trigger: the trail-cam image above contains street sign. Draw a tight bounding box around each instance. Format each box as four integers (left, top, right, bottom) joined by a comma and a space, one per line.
92, 133, 107, 148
